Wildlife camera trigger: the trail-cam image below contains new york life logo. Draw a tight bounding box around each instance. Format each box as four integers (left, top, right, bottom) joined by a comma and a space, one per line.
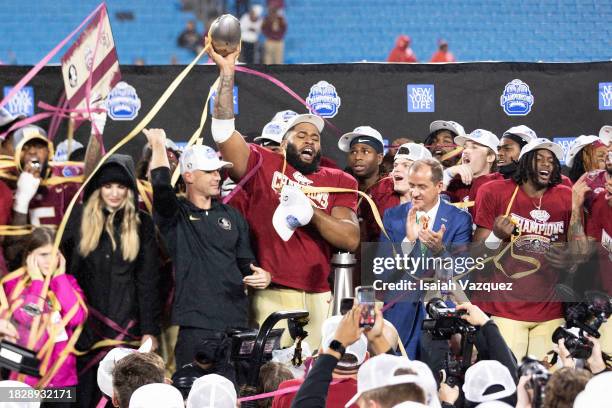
407, 85, 434, 112
3, 86, 34, 117
552, 137, 576, 166
209, 86, 239, 115
599, 82, 612, 110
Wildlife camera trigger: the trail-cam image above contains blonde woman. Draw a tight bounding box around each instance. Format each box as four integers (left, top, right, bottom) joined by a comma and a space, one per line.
61, 154, 161, 408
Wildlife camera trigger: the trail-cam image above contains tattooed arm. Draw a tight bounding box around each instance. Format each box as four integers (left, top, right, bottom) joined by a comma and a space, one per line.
568, 174, 595, 261
205, 36, 250, 180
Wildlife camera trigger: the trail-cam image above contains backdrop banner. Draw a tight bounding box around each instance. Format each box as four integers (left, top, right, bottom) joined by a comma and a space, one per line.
1, 62, 611, 165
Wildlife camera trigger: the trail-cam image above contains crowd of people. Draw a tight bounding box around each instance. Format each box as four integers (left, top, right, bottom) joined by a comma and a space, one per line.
387, 36, 456, 63
0, 34, 610, 408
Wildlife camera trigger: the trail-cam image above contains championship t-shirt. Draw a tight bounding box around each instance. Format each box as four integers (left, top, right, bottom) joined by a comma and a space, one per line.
241, 144, 358, 292
585, 191, 612, 295
473, 179, 572, 321
360, 176, 400, 242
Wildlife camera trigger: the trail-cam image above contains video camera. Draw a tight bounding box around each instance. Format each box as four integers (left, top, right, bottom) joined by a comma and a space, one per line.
0, 340, 40, 377
517, 357, 550, 408
551, 291, 612, 359
422, 298, 476, 387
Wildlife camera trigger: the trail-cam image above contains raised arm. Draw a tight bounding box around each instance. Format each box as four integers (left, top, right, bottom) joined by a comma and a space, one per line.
568, 174, 595, 260
205, 36, 250, 180
83, 96, 108, 178
311, 206, 360, 252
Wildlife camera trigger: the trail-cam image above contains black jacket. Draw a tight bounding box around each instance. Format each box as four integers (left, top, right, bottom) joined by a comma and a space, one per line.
151, 167, 255, 330
61, 155, 161, 349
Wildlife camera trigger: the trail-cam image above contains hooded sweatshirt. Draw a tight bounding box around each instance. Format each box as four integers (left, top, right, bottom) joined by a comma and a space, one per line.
61, 154, 161, 350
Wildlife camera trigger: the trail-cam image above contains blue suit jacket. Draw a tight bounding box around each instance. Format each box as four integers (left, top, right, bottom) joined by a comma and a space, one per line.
378, 198, 472, 358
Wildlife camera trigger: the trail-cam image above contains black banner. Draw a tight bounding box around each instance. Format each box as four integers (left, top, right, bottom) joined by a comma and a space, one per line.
1, 62, 611, 165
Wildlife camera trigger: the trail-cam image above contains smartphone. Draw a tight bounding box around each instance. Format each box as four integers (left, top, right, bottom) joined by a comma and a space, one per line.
355, 286, 376, 328
340, 297, 355, 315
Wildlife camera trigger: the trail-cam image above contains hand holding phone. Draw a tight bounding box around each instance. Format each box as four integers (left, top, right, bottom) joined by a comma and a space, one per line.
355, 286, 376, 328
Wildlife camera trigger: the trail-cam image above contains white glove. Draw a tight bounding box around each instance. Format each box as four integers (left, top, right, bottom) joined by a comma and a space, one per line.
90, 94, 107, 135
13, 171, 41, 214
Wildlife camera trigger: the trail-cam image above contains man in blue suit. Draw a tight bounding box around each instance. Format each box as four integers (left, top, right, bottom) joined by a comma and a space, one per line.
378, 158, 472, 359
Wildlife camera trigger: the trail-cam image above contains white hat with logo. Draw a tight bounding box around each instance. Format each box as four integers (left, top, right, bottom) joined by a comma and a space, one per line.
284, 113, 324, 137
565, 135, 605, 167
394, 143, 433, 162
345, 354, 431, 407
254, 121, 287, 144
187, 374, 237, 408
502, 125, 537, 144
271, 109, 298, 123
599, 125, 612, 146
519, 137, 564, 161
462, 360, 516, 403
129, 383, 185, 408
272, 185, 314, 241
455, 129, 500, 152
321, 315, 367, 368
0, 108, 25, 133
97, 338, 153, 398
179, 144, 233, 174
429, 120, 466, 137
338, 126, 384, 153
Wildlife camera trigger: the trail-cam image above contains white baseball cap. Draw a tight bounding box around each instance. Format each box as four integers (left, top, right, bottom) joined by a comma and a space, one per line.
462, 360, 516, 403
0, 381, 40, 408
187, 374, 237, 408
179, 144, 233, 174
429, 120, 466, 137
129, 383, 185, 408
502, 125, 537, 144
54, 139, 84, 162
519, 137, 565, 161
338, 126, 384, 153
254, 121, 287, 144
564, 135, 604, 167
97, 339, 153, 398
455, 129, 500, 152
394, 143, 433, 162
403, 360, 441, 408
321, 315, 367, 368
0, 108, 25, 132
271, 109, 298, 123
474, 402, 513, 408
599, 125, 612, 146
392, 403, 428, 408
573, 371, 612, 408
345, 354, 430, 407
284, 113, 324, 137
272, 185, 314, 241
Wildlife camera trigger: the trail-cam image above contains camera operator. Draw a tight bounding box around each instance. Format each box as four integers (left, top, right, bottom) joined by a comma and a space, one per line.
553, 336, 608, 374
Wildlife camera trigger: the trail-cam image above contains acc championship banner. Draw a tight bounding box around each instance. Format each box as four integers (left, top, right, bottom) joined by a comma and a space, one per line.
1, 62, 610, 165
60, 5, 120, 116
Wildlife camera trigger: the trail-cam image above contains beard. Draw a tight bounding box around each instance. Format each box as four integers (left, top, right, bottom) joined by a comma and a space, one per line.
285, 143, 321, 175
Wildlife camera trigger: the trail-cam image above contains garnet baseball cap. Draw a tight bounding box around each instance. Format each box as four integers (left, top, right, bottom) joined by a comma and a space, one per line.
284, 113, 324, 137
321, 315, 367, 368
599, 125, 612, 146
179, 144, 233, 174
345, 354, 430, 407
462, 360, 516, 403
455, 129, 500, 152
565, 135, 604, 167
187, 374, 237, 408
254, 120, 287, 144
129, 383, 184, 408
394, 143, 432, 162
338, 126, 384, 153
519, 137, 564, 161
429, 120, 466, 137
502, 125, 537, 144
272, 184, 314, 241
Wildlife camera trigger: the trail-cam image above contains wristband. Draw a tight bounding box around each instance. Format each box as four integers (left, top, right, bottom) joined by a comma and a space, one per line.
211, 118, 235, 144
484, 230, 503, 249
13, 172, 40, 214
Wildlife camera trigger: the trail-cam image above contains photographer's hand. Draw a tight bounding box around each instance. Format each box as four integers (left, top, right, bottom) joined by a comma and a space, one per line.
364, 308, 391, 355
439, 383, 459, 405
325, 305, 362, 359
586, 335, 606, 374
516, 375, 534, 408
554, 338, 576, 368
456, 302, 490, 326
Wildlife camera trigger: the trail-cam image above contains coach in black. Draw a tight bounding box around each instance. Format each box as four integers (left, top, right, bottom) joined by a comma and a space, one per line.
143, 128, 271, 370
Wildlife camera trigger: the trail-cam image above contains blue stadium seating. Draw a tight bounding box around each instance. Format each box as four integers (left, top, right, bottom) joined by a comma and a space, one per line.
0, 0, 610, 65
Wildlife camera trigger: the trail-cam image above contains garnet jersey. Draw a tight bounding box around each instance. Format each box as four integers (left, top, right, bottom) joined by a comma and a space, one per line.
445, 174, 491, 217
586, 191, 612, 295
360, 177, 400, 242
473, 179, 572, 321
1, 164, 84, 227
241, 144, 358, 292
